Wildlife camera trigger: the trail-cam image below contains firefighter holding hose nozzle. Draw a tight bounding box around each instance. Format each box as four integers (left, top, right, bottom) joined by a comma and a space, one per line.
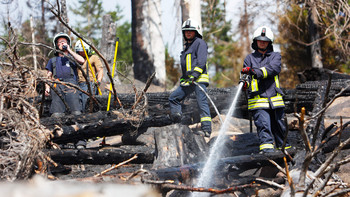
241, 26, 291, 154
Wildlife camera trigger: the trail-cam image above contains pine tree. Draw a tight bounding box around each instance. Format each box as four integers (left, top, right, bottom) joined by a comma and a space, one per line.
201, 0, 243, 87
70, 0, 104, 44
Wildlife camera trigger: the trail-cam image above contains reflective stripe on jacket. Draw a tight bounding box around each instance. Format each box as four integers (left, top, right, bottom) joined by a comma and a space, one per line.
243, 50, 285, 110
180, 37, 209, 84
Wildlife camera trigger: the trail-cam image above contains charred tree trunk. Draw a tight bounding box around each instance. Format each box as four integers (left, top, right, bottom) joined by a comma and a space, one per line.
152, 124, 208, 170
47, 146, 154, 165
132, 0, 165, 87
307, 0, 323, 68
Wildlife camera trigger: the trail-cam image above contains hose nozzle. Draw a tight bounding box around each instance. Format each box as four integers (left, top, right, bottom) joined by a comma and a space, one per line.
239, 73, 249, 84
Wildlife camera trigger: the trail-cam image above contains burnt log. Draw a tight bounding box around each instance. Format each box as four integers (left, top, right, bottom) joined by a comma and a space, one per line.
42, 112, 193, 144
152, 124, 208, 170
151, 150, 297, 183
47, 145, 154, 165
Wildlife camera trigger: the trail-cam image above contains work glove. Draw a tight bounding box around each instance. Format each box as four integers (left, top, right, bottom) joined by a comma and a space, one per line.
180, 78, 190, 87
187, 75, 196, 84
241, 67, 257, 77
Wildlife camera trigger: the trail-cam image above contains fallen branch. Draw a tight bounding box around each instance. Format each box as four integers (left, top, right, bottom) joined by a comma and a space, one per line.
142, 179, 259, 194
255, 178, 284, 189
94, 154, 138, 177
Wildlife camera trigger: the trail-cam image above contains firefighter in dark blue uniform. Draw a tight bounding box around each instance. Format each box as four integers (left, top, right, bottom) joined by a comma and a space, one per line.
45, 33, 85, 118
241, 26, 291, 153
169, 18, 212, 137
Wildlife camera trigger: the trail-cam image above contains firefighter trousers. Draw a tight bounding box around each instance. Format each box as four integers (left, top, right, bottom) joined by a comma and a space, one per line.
169, 83, 212, 132
50, 78, 81, 114
251, 108, 290, 150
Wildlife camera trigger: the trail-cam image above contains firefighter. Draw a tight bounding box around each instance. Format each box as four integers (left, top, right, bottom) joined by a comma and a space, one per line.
45, 32, 85, 118
75, 40, 104, 112
168, 18, 212, 137
241, 26, 291, 153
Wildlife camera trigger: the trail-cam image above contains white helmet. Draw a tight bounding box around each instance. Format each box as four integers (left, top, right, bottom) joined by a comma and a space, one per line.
182, 18, 203, 39
75, 40, 91, 55
252, 26, 274, 43
53, 32, 71, 49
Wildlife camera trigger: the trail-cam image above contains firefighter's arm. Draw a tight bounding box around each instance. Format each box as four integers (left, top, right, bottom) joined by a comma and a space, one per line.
192, 41, 208, 79
254, 53, 282, 79
66, 46, 85, 65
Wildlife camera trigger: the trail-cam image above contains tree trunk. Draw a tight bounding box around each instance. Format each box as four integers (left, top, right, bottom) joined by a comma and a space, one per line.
132, 0, 165, 87
308, 0, 323, 68
58, 0, 68, 33
47, 146, 154, 165
152, 124, 208, 170
181, 0, 202, 24
100, 14, 117, 83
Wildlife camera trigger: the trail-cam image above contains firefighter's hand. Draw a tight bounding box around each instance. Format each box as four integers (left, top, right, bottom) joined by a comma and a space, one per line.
241, 67, 257, 77
188, 75, 196, 84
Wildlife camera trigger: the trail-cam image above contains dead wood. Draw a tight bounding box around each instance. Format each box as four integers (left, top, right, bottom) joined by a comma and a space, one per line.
42, 111, 193, 144
46, 146, 154, 165
150, 149, 297, 184
0, 27, 51, 181
152, 124, 208, 170
94, 154, 138, 177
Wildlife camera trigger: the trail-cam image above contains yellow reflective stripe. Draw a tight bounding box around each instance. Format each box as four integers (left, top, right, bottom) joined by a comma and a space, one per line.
261, 67, 268, 78
186, 54, 191, 71
260, 143, 274, 150
277, 146, 292, 150
248, 96, 269, 110
271, 94, 285, 107
275, 75, 280, 88
251, 78, 258, 92
194, 67, 203, 73
201, 117, 212, 122
197, 74, 209, 83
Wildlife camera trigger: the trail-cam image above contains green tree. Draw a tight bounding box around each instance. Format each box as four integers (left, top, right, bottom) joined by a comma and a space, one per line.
70, 0, 104, 45
201, 0, 242, 87
165, 46, 180, 89
107, 6, 133, 76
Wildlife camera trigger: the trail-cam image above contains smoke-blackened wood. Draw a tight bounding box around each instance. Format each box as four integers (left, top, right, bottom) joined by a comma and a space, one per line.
152, 125, 208, 170
42, 111, 193, 144
150, 149, 297, 183
298, 68, 350, 83
47, 146, 154, 165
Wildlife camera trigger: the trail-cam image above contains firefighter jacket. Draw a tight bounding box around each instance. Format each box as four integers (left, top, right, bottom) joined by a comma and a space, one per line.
180, 37, 209, 86
243, 50, 285, 110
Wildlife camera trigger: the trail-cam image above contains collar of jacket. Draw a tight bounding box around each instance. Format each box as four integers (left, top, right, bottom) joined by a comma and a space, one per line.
254, 49, 273, 56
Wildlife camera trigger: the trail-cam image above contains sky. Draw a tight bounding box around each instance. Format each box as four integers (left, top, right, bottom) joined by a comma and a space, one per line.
1, 0, 279, 58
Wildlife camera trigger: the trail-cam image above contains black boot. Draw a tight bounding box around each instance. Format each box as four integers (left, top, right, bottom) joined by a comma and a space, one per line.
170, 113, 181, 123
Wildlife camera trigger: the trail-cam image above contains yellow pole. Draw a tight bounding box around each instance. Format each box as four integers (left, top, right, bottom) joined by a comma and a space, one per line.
79, 39, 102, 95
107, 38, 119, 111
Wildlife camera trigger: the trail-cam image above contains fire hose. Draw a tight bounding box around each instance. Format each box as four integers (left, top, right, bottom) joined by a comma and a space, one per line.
193, 81, 223, 125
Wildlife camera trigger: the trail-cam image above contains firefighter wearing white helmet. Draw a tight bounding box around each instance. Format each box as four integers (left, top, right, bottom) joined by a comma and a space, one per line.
251, 26, 274, 51
241, 25, 292, 154
182, 18, 203, 40
44, 32, 85, 118
169, 18, 212, 138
